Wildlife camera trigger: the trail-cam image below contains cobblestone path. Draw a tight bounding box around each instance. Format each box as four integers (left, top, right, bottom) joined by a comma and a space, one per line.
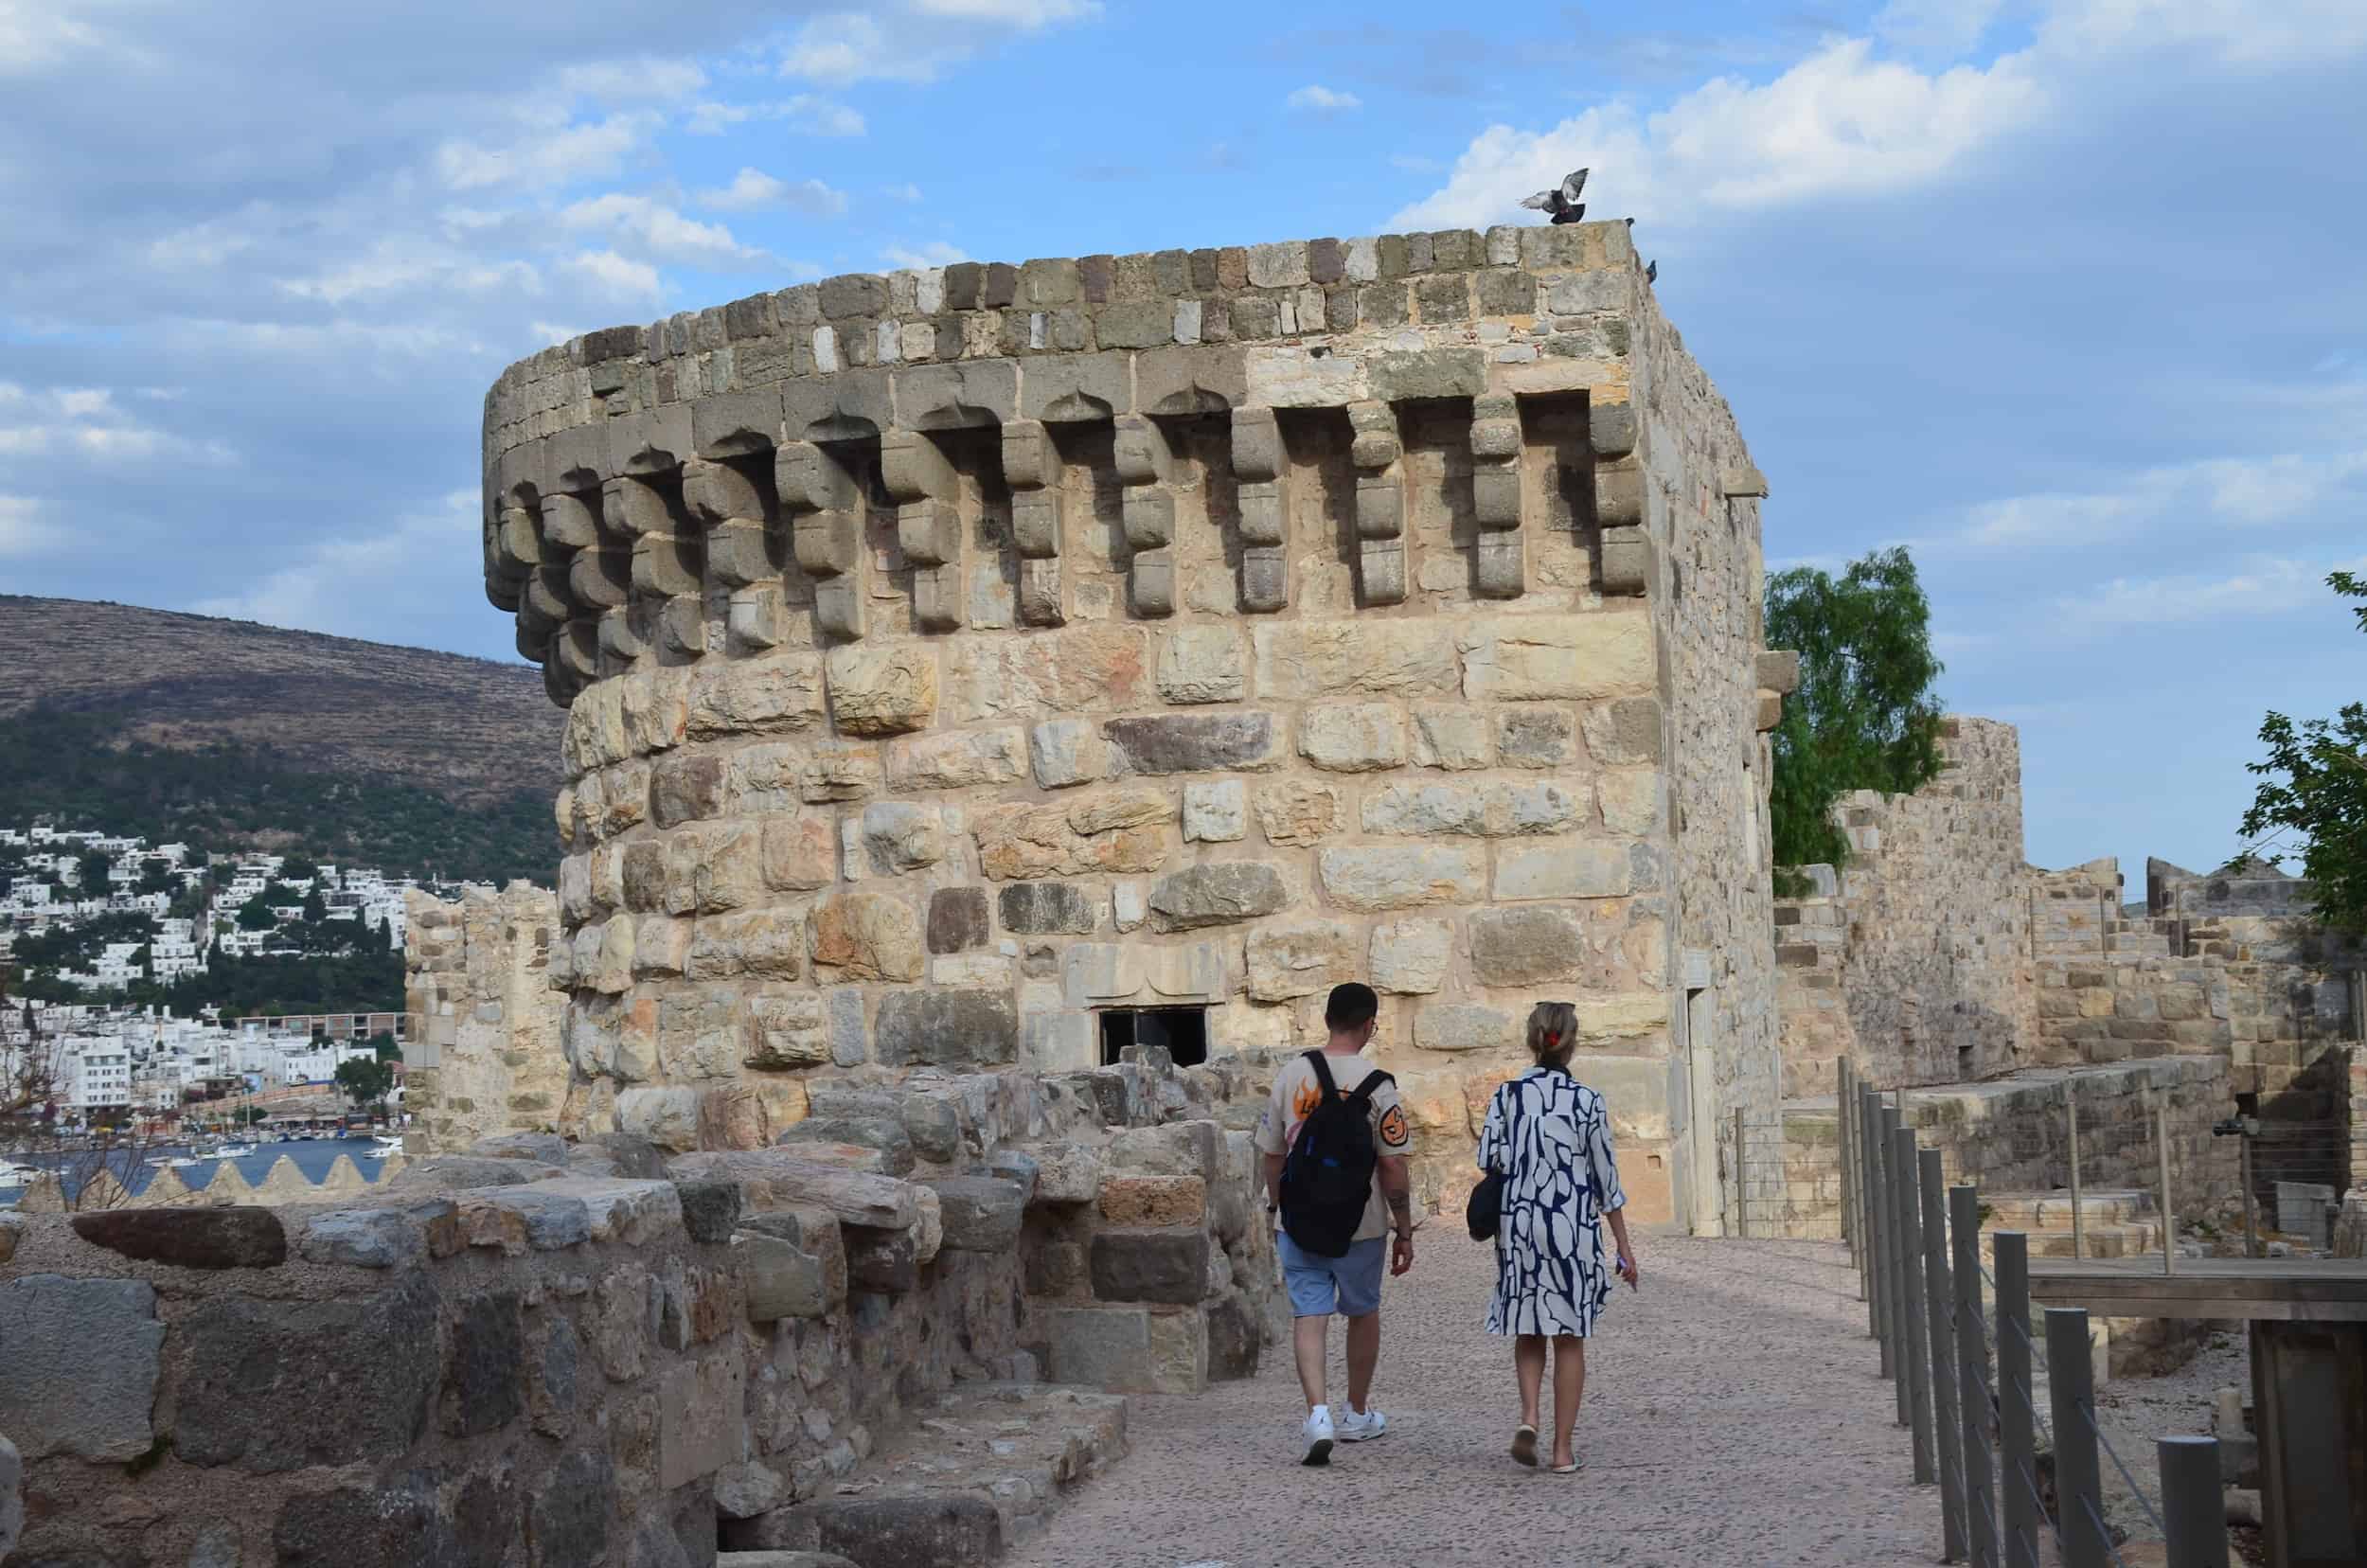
1010, 1234, 1944, 1568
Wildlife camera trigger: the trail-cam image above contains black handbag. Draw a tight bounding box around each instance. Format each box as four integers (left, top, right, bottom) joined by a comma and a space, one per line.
1467, 1169, 1505, 1240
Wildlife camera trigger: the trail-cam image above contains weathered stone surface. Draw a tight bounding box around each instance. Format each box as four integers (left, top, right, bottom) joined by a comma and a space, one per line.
1458, 613, 1654, 700
1105, 711, 1279, 774
1253, 620, 1457, 696
922, 886, 988, 953
780, 1115, 917, 1175
1183, 778, 1248, 842
1206, 1292, 1264, 1381
273, 1479, 463, 1568
674, 1177, 744, 1243
387, 1155, 567, 1193
472, 1131, 571, 1164
0, 1275, 165, 1461
171, 1271, 438, 1472
1090, 1228, 1211, 1304
667, 1150, 918, 1228
746, 989, 830, 1067
529, 1448, 613, 1568
1298, 702, 1404, 771
1360, 780, 1579, 837
300, 1207, 427, 1268
842, 1223, 919, 1292
1031, 1141, 1106, 1203
1498, 705, 1578, 768
617, 1086, 703, 1150
70, 1206, 288, 1269
1412, 704, 1494, 770
873, 988, 1020, 1067
999, 880, 1096, 935
1109, 1120, 1221, 1181
1148, 862, 1289, 931
861, 801, 946, 874
1155, 626, 1246, 704
885, 727, 1026, 791
1415, 1003, 1516, 1052
441, 1290, 525, 1435
687, 653, 824, 737
1028, 717, 1109, 789
1098, 1174, 1208, 1226
826, 643, 937, 734
1492, 842, 1634, 900
659, 1354, 746, 1488
1597, 769, 1664, 833
810, 893, 924, 981
971, 792, 1171, 881
1317, 845, 1486, 910
1246, 918, 1360, 1001
1468, 906, 1589, 986
785, 1498, 1004, 1568
924, 1176, 1026, 1250
714, 1460, 792, 1523
1255, 778, 1339, 846
0, 1432, 19, 1563
737, 1233, 832, 1321
1369, 918, 1452, 994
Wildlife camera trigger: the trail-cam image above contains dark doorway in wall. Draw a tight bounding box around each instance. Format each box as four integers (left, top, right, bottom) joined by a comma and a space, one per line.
1098, 1007, 1209, 1068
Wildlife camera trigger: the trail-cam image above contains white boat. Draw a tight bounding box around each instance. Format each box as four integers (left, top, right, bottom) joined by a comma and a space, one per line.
0, 1160, 37, 1186
214, 1144, 258, 1159
144, 1155, 201, 1169
365, 1144, 402, 1159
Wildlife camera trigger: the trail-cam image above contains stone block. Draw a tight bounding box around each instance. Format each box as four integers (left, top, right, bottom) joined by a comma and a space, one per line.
0, 1275, 165, 1461
886, 727, 1027, 792
1458, 613, 1655, 700
1299, 702, 1405, 772
1099, 1175, 1208, 1226
1206, 1292, 1263, 1381
1033, 1141, 1107, 1203
659, 1355, 747, 1488
1370, 918, 1452, 994
169, 1272, 439, 1472
1468, 907, 1588, 986
782, 1497, 1004, 1568
1184, 778, 1248, 842
440, 1290, 525, 1436
1110, 1120, 1221, 1180
746, 989, 831, 1068
873, 988, 1020, 1067
1582, 697, 1664, 765
1367, 347, 1486, 401
272, 1479, 463, 1568
1029, 717, 1109, 789
300, 1207, 427, 1268
1105, 711, 1280, 774
810, 893, 924, 981
1156, 626, 1246, 704
667, 1150, 918, 1228
1317, 845, 1486, 910
842, 1224, 919, 1292
737, 1234, 832, 1322
1256, 778, 1339, 846
1494, 842, 1634, 900
1415, 1004, 1515, 1053
928, 885, 991, 952
825, 644, 938, 735
1045, 1306, 1168, 1392
1149, 861, 1290, 931
1254, 619, 1458, 696
779, 1116, 917, 1176
69, 1206, 287, 1269
1246, 918, 1360, 1001
1498, 706, 1578, 769
925, 1176, 1027, 1251
1091, 1228, 1211, 1304
1412, 704, 1494, 770
1000, 880, 1097, 935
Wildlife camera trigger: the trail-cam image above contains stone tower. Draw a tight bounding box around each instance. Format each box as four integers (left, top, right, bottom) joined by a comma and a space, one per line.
477, 221, 1787, 1230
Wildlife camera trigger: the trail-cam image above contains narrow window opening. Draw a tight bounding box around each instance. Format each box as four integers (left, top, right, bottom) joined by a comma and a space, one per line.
1097, 1006, 1209, 1068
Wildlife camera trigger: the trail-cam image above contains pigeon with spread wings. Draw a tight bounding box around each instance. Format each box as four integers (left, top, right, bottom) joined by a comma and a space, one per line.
1521, 168, 1588, 224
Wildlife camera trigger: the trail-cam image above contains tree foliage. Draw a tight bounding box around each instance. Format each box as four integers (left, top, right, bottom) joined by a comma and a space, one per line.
334, 1055, 396, 1113
2237, 571, 2367, 934
1764, 547, 1948, 871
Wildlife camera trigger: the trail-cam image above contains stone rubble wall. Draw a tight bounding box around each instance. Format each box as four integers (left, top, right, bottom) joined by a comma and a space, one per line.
1771, 866, 1855, 1097
1773, 719, 2035, 1093
404, 883, 570, 1151
1766, 1057, 2241, 1240
0, 1055, 1279, 1568
467, 223, 1783, 1230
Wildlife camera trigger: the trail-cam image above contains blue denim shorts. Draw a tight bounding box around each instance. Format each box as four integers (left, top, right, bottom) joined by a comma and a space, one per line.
1277, 1232, 1386, 1318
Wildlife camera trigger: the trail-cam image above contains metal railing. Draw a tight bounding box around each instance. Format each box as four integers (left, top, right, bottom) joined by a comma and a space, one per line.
1834, 1056, 2234, 1568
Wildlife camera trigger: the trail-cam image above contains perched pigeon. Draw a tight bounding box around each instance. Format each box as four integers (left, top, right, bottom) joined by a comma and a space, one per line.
1521, 169, 1588, 224
1645, 259, 1658, 284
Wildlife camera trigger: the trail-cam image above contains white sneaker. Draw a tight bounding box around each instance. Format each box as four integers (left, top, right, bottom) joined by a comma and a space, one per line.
1337, 1407, 1388, 1442
1301, 1405, 1335, 1466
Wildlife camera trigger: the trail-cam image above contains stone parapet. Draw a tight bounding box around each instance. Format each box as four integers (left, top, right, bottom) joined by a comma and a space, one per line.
403, 882, 568, 1151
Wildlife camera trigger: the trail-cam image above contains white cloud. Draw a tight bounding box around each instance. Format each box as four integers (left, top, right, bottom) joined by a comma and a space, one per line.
434, 112, 658, 192
694, 168, 848, 216
2073, 555, 2367, 628
0, 494, 58, 557
558, 249, 663, 305
558, 194, 766, 266
1288, 84, 1363, 112
2040, 0, 2367, 66
781, 14, 941, 84
883, 182, 924, 203
882, 241, 969, 268
912, 0, 1097, 20
1948, 450, 2367, 550
192, 490, 481, 636
0, 2, 107, 77
276, 243, 542, 306
685, 94, 866, 137
1393, 36, 2043, 231
0, 383, 236, 465
1874, 0, 2013, 51
554, 57, 707, 103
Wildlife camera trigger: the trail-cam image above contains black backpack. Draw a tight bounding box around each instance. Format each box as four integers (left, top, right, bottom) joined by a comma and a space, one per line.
1278, 1051, 1395, 1258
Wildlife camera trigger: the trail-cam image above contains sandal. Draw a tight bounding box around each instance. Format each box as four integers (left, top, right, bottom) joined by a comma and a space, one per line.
1510, 1425, 1539, 1468
1550, 1453, 1586, 1474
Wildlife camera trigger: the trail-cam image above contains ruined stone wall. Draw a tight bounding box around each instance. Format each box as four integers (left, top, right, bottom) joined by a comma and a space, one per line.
1772, 719, 2035, 1092
1772, 865, 1856, 1096
472, 223, 1781, 1230
0, 1053, 1280, 1566
404, 884, 570, 1152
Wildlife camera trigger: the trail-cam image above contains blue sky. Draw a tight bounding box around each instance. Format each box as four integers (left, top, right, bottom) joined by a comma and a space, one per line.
2, 0, 2362, 881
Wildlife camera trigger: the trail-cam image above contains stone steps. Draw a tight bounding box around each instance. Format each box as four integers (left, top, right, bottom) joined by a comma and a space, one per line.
721, 1381, 1130, 1568
1983, 1189, 2163, 1257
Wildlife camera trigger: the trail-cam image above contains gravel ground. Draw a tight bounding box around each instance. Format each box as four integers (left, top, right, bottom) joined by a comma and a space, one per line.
1008, 1235, 1947, 1568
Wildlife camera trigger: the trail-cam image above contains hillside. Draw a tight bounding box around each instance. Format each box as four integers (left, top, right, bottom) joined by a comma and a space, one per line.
0, 597, 565, 884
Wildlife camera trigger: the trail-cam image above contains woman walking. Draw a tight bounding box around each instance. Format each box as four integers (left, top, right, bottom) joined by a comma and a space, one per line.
1477, 1001, 1640, 1473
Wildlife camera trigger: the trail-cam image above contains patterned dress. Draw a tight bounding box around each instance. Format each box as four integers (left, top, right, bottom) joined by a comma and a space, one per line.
1478, 1067, 1627, 1338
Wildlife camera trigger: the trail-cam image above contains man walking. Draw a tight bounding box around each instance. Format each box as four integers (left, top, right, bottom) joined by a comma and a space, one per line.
1255, 983, 1416, 1465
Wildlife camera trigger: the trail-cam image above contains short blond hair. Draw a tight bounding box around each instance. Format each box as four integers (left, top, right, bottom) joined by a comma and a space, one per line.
1525, 1001, 1578, 1069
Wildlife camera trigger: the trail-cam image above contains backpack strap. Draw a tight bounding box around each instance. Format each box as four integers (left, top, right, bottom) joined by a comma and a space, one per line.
1342, 1066, 1396, 1111
1303, 1049, 1338, 1099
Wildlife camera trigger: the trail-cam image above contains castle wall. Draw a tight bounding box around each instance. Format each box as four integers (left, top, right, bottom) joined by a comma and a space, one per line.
472, 223, 1781, 1231
403, 884, 569, 1151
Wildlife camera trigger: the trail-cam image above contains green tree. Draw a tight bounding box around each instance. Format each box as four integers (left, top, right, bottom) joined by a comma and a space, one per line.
235, 891, 278, 932
1764, 546, 1948, 872
301, 887, 328, 923
137, 858, 178, 897
366, 1030, 401, 1061
333, 1055, 396, 1114
2237, 571, 2367, 934
78, 848, 114, 888
279, 857, 320, 883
